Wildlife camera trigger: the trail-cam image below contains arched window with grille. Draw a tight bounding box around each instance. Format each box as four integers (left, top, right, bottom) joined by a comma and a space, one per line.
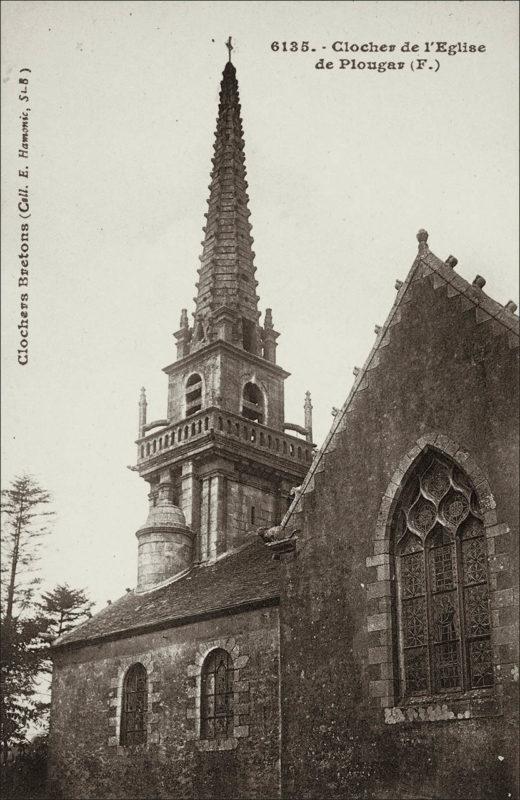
200, 649, 234, 740
241, 382, 264, 424
185, 373, 203, 417
394, 452, 493, 698
120, 663, 148, 746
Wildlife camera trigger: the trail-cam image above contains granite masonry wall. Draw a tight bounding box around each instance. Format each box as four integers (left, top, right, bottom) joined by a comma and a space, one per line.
48, 605, 281, 800
279, 262, 519, 799
226, 479, 277, 541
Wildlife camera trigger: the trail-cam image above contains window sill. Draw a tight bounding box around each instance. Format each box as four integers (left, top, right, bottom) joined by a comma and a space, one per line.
110, 743, 150, 754
195, 737, 237, 751
384, 690, 500, 725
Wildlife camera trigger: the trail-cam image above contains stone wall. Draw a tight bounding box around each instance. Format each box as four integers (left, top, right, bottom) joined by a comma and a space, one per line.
195, 469, 280, 560
279, 263, 519, 799
218, 349, 285, 429
48, 605, 281, 800
226, 479, 277, 544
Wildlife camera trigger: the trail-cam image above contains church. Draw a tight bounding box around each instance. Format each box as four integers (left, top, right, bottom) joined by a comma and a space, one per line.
48, 54, 519, 800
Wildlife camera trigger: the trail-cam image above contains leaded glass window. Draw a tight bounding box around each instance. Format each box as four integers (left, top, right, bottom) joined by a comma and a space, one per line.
395, 454, 493, 698
120, 663, 148, 746
200, 649, 234, 739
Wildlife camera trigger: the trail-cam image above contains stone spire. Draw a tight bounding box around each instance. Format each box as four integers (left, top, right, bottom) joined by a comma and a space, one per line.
194, 59, 259, 326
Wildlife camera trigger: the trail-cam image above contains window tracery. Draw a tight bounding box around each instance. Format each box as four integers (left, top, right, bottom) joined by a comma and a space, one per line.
395, 454, 493, 698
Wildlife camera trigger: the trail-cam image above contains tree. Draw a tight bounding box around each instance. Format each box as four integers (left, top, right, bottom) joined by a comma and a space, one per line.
1, 475, 54, 623
38, 584, 93, 640
0, 617, 46, 762
1, 475, 54, 764
29, 584, 94, 744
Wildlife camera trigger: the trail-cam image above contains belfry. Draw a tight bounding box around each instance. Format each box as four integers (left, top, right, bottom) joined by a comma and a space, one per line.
134, 56, 313, 591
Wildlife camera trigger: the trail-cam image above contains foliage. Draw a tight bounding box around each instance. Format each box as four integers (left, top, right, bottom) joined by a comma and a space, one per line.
0, 616, 48, 760
37, 584, 93, 640
1, 475, 94, 769
1, 475, 54, 763
1, 475, 54, 622
0, 734, 48, 800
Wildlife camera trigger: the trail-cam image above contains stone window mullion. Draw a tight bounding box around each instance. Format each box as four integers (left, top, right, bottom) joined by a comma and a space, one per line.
455, 535, 469, 692
423, 544, 434, 695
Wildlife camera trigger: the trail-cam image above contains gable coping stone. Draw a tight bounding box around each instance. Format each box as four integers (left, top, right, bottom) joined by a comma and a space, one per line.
281, 235, 518, 530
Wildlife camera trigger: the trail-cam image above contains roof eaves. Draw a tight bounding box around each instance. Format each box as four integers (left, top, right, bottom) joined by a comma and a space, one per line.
52, 593, 280, 653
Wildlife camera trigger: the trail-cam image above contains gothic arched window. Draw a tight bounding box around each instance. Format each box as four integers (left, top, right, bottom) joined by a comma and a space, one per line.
394, 453, 493, 698
185, 373, 203, 417
241, 382, 264, 424
120, 663, 148, 746
200, 649, 234, 740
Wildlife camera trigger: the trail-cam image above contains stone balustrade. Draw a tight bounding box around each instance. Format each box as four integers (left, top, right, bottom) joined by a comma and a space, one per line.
136, 407, 313, 466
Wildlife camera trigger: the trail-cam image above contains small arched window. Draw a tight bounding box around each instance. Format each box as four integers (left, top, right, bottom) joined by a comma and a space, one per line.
120, 663, 148, 746
394, 452, 493, 698
200, 649, 234, 740
241, 382, 264, 424
186, 373, 202, 417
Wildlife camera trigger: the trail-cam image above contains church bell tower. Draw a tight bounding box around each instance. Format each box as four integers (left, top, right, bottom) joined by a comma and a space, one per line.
134, 52, 313, 592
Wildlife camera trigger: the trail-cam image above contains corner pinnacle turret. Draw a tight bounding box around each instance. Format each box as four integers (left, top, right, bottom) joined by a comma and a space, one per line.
173, 52, 279, 362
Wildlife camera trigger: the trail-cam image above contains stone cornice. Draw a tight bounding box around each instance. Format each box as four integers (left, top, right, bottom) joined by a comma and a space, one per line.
162, 338, 290, 379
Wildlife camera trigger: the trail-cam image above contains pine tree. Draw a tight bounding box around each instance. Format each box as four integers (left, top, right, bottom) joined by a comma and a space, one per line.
38, 584, 93, 640
1, 475, 54, 623
31, 584, 94, 740
0, 475, 54, 764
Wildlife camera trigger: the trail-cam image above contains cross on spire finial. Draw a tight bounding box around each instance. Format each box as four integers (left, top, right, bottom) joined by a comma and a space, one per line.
226, 35, 233, 62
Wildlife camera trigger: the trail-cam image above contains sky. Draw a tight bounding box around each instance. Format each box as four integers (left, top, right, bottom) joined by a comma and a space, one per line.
1, 1, 518, 616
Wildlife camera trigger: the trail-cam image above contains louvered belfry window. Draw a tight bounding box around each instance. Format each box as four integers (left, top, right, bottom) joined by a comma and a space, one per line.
241, 382, 264, 424
200, 649, 234, 739
395, 453, 493, 698
120, 663, 148, 746
185, 373, 203, 417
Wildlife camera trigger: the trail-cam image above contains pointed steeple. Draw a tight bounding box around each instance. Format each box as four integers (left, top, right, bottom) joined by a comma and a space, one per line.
173, 53, 281, 362
194, 59, 260, 326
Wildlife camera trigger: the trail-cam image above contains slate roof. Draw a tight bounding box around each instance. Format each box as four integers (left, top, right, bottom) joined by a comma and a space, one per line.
53, 538, 280, 650
281, 230, 519, 530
